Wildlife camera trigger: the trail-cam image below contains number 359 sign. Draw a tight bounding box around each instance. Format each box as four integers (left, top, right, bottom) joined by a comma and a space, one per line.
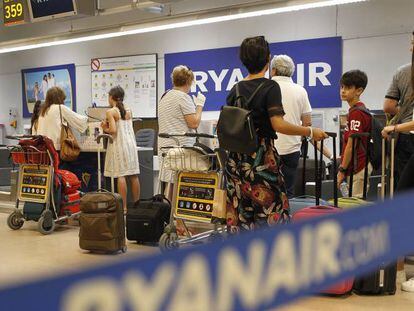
3, 0, 26, 26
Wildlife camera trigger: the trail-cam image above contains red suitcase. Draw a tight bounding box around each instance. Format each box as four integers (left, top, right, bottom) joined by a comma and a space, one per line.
292, 133, 353, 295
60, 191, 81, 216
57, 169, 81, 194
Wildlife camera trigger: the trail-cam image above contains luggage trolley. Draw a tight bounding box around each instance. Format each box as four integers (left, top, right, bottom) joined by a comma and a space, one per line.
6, 135, 80, 235
158, 132, 228, 251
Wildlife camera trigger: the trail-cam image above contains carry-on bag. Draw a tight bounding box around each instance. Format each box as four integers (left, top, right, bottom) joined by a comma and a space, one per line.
290, 137, 331, 215
79, 134, 126, 253
217, 82, 265, 154
293, 138, 326, 197
126, 195, 171, 243
56, 169, 81, 194
353, 136, 397, 295
293, 133, 354, 295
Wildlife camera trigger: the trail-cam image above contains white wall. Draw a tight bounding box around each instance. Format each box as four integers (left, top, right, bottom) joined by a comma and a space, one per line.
0, 0, 413, 145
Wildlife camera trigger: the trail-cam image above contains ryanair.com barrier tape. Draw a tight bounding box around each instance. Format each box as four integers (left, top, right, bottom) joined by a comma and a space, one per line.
1, 192, 414, 311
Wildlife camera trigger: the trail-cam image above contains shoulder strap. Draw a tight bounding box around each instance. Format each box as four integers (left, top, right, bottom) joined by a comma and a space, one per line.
245, 81, 266, 109
235, 81, 266, 109
160, 89, 170, 100
58, 104, 68, 135
350, 106, 371, 116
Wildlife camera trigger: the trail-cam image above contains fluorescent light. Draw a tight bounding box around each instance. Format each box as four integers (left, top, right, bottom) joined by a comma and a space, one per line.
0, 0, 367, 54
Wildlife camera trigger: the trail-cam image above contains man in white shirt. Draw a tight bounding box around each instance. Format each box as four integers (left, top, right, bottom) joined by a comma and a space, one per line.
272, 55, 312, 198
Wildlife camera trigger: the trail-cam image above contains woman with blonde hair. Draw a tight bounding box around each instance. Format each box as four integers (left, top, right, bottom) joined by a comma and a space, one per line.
158, 65, 206, 196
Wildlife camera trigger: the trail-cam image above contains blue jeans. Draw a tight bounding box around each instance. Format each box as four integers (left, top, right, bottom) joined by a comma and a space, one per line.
280, 151, 301, 198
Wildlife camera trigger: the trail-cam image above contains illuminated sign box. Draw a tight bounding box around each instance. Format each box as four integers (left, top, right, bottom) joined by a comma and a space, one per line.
28, 0, 77, 21
3, 0, 26, 26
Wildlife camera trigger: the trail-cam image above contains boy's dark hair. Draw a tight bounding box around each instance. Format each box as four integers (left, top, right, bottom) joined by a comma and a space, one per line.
340, 70, 368, 90
239, 36, 270, 74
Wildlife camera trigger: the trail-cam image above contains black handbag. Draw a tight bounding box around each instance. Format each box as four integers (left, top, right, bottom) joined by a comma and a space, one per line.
217, 82, 265, 154
126, 195, 171, 243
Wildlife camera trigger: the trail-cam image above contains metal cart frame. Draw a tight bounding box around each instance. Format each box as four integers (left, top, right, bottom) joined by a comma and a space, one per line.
6, 135, 81, 235
157, 132, 228, 251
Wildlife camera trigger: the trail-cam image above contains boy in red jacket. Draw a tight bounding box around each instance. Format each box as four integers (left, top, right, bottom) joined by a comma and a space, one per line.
337, 70, 372, 198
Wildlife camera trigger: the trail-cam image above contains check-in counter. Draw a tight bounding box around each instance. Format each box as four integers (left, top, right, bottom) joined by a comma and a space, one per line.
62, 137, 154, 203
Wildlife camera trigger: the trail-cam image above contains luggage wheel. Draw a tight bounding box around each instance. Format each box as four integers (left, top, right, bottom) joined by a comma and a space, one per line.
159, 232, 178, 252
7, 210, 24, 230
38, 210, 55, 235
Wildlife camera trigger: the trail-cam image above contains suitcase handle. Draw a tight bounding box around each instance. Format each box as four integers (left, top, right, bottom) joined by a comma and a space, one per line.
314, 134, 338, 207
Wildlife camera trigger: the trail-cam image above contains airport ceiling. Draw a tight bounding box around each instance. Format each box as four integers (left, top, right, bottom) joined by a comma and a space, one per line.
0, 0, 288, 46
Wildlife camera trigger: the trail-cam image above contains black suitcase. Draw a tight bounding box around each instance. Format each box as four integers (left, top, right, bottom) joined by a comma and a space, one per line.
353, 263, 397, 295
353, 136, 397, 295
126, 195, 171, 243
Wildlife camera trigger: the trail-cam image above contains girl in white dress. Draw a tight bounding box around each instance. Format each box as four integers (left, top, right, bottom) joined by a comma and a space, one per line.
101, 86, 140, 212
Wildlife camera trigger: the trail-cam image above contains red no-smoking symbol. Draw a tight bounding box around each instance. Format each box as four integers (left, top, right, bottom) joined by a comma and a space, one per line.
91, 59, 101, 71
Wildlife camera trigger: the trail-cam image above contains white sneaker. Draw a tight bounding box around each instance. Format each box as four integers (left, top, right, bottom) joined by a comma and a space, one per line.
401, 277, 414, 292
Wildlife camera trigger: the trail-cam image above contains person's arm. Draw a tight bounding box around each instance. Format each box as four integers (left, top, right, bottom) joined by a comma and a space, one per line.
384, 68, 401, 115
102, 109, 117, 135
337, 137, 353, 187
382, 120, 414, 137
301, 113, 312, 127
183, 92, 205, 130
383, 98, 399, 115
271, 115, 327, 141
61, 105, 88, 133
184, 106, 203, 129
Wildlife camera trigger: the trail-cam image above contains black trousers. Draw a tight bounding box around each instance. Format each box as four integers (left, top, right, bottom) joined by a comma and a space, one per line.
395, 134, 414, 193
280, 151, 301, 198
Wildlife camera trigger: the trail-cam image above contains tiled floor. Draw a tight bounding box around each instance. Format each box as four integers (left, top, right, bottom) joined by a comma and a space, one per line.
0, 212, 414, 310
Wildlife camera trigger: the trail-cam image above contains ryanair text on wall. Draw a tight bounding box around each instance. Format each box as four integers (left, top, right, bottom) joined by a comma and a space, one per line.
165, 37, 342, 110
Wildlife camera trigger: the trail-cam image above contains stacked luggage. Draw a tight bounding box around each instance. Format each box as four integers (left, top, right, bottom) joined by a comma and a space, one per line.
57, 169, 82, 216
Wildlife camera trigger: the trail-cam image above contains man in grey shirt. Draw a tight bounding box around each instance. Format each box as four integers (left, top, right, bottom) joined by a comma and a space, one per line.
383, 32, 414, 185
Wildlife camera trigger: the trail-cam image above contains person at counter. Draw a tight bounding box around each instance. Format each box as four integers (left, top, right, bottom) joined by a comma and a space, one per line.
101, 86, 140, 213
158, 65, 206, 197
35, 87, 88, 154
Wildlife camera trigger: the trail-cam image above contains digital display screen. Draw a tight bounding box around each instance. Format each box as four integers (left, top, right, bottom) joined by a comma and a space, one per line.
3, 0, 25, 26
29, 0, 76, 20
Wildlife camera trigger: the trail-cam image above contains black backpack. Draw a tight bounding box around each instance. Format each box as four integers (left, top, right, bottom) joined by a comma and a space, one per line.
217, 82, 265, 154
352, 106, 382, 170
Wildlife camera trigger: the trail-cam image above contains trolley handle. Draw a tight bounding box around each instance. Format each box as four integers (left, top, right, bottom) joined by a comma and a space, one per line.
96, 134, 113, 144
159, 132, 217, 139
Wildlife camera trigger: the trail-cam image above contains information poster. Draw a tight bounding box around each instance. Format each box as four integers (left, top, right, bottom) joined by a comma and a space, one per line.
91, 54, 157, 118
21, 64, 76, 118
